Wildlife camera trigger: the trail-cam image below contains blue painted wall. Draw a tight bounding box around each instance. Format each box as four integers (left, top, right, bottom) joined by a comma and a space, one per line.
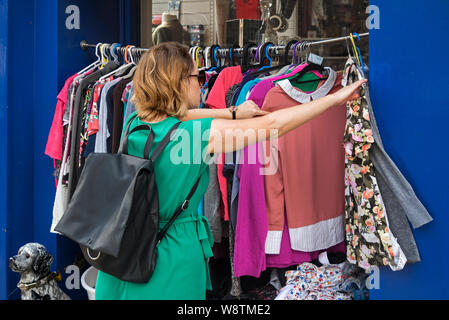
1, 0, 36, 301
0, 0, 138, 300
369, 0, 449, 299
2, 0, 448, 300
0, 0, 10, 301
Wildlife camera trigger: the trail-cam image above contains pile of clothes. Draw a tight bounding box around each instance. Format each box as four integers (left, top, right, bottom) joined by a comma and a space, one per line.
275, 253, 369, 300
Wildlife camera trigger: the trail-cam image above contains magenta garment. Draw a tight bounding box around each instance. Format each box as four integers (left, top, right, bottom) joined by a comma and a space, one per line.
233, 142, 268, 278
233, 66, 310, 277
233, 63, 343, 277
247, 63, 317, 107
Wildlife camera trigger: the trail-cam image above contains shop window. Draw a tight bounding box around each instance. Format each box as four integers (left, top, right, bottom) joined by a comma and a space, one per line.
150, 0, 368, 70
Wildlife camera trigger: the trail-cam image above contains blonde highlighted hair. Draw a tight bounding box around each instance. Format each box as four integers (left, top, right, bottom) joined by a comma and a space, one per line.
132, 42, 194, 120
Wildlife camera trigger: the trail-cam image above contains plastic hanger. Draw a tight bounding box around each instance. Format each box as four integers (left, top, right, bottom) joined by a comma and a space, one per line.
275, 41, 327, 86
258, 43, 274, 71
290, 41, 300, 64
78, 43, 103, 74
192, 46, 199, 67
351, 32, 365, 75
242, 42, 273, 73
191, 46, 197, 66
99, 45, 135, 81
195, 47, 203, 68
205, 45, 220, 72
283, 40, 298, 65
114, 45, 136, 77
250, 42, 291, 77
228, 44, 239, 66
203, 47, 210, 68
110, 43, 121, 64
349, 33, 362, 68
99, 43, 110, 68
345, 37, 355, 59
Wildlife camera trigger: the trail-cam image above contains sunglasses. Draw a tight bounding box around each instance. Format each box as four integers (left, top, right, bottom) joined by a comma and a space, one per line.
189, 72, 206, 85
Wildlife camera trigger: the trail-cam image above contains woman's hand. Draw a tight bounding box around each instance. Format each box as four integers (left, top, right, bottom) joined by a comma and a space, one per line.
331, 79, 368, 105
235, 100, 269, 119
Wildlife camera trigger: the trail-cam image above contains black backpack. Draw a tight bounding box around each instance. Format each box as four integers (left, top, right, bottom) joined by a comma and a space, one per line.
55, 114, 201, 283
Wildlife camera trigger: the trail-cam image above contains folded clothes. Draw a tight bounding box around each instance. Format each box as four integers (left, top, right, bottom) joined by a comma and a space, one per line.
275, 261, 369, 300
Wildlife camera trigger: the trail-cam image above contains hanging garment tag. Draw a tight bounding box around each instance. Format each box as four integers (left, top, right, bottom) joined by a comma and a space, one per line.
307, 53, 324, 66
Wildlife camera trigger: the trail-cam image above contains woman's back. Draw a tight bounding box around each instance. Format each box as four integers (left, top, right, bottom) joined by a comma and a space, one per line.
95, 112, 214, 300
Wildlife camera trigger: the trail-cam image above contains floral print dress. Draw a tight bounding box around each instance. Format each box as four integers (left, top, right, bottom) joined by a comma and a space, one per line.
342, 59, 406, 271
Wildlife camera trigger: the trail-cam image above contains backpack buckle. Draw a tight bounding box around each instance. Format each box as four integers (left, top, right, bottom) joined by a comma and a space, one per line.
181, 200, 190, 211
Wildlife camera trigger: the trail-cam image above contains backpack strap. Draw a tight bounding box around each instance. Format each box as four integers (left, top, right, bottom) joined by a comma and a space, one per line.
119, 124, 155, 157
149, 121, 182, 162
156, 175, 202, 245
118, 115, 181, 161
118, 114, 140, 155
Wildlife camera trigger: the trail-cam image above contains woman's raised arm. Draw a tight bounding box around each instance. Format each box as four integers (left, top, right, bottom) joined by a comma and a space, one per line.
206, 79, 367, 154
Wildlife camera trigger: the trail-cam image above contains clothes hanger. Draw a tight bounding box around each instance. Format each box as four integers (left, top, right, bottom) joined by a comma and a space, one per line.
272, 41, 301, 78
258, 43, 274, 71
211, 45, 220, 68
199, 48, 208, 71
277, 41, 328, 85
195, 47, 203, 68
109, 43, 121, 64
249, 39, 299, 77
113, 43, 133, 76
99, 45, 135, 81
122, 47, 141, 79
345, 37, 354, 59
284, 40, 298, 65
242, 42, 273, 73
205, 45, 220, 72
104, 43, 114, 62
191, 46, 199, 67
228, 44, 239, 66
78, 43, 103, 74
113, 45, 136, 77
203, 46, 210, 68
349, 33, 362, 68
351, 32, 365, 75
250, 43, 290, 76
99, 43, 110, 68
239, 42, 255, 71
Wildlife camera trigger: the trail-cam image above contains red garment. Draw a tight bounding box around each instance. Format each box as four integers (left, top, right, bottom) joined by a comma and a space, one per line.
206, 66, 243, 221
236, 0, 261, 20
45, 73, 78, 161
87, 78, 112, 136
206, 66, 243, 109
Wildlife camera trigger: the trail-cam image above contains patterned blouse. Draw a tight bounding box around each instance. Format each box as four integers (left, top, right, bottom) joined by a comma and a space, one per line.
342, 58, 406, 271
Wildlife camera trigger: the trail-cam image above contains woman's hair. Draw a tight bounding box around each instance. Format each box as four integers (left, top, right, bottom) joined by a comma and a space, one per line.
132, 42, 194, 120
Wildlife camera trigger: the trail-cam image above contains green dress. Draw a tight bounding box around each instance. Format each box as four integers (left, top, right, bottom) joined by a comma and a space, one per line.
95, 112, 214, 300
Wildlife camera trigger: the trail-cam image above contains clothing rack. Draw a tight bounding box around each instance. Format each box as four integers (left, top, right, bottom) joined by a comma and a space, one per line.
80, 33, 368, 59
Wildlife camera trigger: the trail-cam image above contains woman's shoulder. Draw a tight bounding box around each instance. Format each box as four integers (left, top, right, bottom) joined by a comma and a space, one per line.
124, 112, 213, 138
178, 117, 214, 131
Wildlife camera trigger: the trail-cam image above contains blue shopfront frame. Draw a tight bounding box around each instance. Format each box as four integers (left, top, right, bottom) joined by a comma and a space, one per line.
0, 0, 139, 300
1, 0, 448, 300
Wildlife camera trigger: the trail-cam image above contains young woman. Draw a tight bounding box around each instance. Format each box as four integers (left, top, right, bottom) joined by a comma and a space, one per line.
95, 42, 366, 300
